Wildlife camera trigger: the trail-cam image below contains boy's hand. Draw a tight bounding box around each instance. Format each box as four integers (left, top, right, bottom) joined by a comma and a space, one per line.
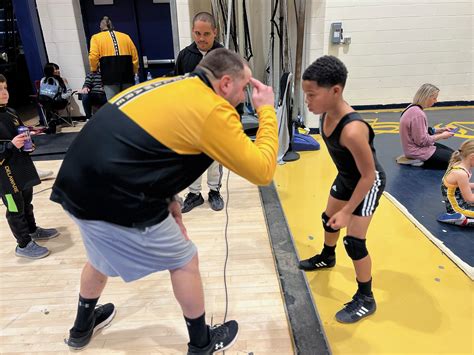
11, 133, 27, 149
327, 210, 351, 230
250, 77, 274, 109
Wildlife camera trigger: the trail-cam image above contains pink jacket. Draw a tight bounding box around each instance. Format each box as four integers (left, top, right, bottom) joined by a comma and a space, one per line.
399, 105, 436, 160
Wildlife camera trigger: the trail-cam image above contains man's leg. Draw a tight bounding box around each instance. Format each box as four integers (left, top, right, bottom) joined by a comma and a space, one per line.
207, 162, 224, 211
68, 262, 114, 350
170, 254, 238, 353
182, 176, 205, 213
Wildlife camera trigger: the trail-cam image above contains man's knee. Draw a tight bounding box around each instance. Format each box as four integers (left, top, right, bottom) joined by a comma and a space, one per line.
343, 236, 368, 260
322, 212, 340, 233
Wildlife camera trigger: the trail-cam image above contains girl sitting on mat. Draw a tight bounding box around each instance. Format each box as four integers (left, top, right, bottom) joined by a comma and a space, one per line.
399, 83, 455, 169
438, 139, 474, 227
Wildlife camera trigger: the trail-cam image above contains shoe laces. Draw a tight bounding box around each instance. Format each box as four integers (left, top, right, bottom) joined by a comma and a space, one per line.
209, 323, 228, 339
343, 293, 364, 313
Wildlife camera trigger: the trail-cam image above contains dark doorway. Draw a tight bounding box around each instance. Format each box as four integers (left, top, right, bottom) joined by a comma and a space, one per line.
80, 0, 179, 80
0, 0, 33, 109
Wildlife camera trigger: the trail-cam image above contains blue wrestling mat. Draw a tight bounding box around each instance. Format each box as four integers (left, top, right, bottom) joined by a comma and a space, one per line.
362, 108, 474, 277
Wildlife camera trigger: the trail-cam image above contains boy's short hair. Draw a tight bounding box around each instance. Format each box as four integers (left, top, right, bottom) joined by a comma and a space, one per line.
0, 74, 6, 83
302, 55, 348, 88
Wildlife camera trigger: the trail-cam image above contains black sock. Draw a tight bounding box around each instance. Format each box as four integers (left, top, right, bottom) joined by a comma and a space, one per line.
357, 278, 372, 296
72, 295, 99, 332
321, 244, 336, 258
184, 313, 210, 348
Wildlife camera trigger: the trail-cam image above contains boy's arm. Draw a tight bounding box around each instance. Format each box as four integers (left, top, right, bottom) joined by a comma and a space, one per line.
328, 121, 376, 229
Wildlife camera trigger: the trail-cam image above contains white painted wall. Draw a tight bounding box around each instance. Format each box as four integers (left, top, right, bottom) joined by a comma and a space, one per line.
36, 0, 88, 115
34, 0, 473, 124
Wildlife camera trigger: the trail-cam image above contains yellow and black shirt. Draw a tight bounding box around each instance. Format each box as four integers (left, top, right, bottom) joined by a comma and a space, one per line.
0, 107, 40, 195
50, 73, 278, 227
441, 166, 474, 217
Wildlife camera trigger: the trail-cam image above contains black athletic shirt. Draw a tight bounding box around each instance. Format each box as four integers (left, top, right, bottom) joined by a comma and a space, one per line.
321, 112, 385, 187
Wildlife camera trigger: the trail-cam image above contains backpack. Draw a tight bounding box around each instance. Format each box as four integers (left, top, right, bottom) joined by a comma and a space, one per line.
39, 77, 61, 100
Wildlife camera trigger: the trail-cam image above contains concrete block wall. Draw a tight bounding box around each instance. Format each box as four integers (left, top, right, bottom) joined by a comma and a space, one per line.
34, 0, 473, 123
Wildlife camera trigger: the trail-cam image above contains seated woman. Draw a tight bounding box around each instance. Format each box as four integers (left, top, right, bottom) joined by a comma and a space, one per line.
399, 83, 455, 169
439, 139, 474, 227
79, 71, 107, 120
39, 62, 73, 130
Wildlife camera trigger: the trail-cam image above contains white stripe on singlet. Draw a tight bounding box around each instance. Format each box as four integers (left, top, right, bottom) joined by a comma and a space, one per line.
361, 171, 381, 216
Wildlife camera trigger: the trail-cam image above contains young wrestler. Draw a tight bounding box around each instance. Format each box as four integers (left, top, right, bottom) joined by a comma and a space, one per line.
299, 56, 386, 323
439, 139, 474, 227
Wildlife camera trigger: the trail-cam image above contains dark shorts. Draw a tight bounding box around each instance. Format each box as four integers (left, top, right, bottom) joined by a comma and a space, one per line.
330, 171, 386, 217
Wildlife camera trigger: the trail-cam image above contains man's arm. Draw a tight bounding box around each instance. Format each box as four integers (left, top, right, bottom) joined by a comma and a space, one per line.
198, 79, 278, 185
89, 35, 100, 72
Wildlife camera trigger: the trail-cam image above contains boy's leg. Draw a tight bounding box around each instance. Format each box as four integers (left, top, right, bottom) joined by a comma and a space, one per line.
2, 190, 33, 248
170, 254, 239, 353
67, 262, 114, 350
335, 214, 377, 324
182, 176, 205, 213
22, 187, 37, 234
207, 162, 224, 211
299, 196, 346, 270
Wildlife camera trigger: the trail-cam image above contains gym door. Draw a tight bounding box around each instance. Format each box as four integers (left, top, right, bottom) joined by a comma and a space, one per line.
80, 0, 179, 80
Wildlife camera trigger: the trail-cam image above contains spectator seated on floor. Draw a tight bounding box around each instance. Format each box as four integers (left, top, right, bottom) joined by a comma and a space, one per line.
438, 139, 474, 227
78, 71, 107, 120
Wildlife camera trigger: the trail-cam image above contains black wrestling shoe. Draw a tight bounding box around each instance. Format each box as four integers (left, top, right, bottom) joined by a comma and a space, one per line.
67, 303, 116, 350
298, 253, 336, 271
187, 320, 239, 354
335, 291, 376, 323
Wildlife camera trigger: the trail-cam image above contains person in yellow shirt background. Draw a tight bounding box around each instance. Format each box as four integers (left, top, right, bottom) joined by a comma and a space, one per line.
89, 16, 139, 99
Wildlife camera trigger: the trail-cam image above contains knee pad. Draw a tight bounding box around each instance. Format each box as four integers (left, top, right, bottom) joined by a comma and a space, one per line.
322, 212, 340, 233
343, 236, 368, 260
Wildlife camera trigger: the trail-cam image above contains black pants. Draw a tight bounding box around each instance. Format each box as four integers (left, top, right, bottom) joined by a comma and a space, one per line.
423, 143, 454, 170
1, 188, 36, 247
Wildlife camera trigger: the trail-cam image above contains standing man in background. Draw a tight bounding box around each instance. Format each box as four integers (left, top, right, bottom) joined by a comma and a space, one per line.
174, 12, 225, 213
89, 16, 139, 100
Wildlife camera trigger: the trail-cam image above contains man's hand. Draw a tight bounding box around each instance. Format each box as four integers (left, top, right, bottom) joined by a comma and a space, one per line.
250, 77, 274, 109
80, 87, 90, 94
11, 133, 27, 149
168, 200, 189, 240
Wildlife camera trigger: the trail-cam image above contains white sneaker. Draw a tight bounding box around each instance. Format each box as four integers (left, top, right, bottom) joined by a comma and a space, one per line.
36, 168, 54, 180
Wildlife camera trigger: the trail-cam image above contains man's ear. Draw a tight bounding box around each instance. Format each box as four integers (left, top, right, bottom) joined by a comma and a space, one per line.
218, 75, 233, 95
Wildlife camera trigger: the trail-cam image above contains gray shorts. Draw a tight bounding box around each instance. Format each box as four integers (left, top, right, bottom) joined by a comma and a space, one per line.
70, 214, 197, 282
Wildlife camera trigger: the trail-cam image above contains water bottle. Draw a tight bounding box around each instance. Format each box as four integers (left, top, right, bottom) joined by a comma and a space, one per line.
134, 73, 140, 85
146, 72, 152, 81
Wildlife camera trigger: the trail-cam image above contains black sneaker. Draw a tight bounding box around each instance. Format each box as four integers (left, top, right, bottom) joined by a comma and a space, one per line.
30, 227, 60, 240
67, 303, 116, 350
208, 190, 224, 211
335, 292, 376, 323
182, 193, 205, 213
187, 320, 239, 354
298, 253, 336, 271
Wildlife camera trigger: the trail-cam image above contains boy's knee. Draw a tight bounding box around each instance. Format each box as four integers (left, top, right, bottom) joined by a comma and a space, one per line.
322, 212, 340, 233
343, 236, 368, 260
